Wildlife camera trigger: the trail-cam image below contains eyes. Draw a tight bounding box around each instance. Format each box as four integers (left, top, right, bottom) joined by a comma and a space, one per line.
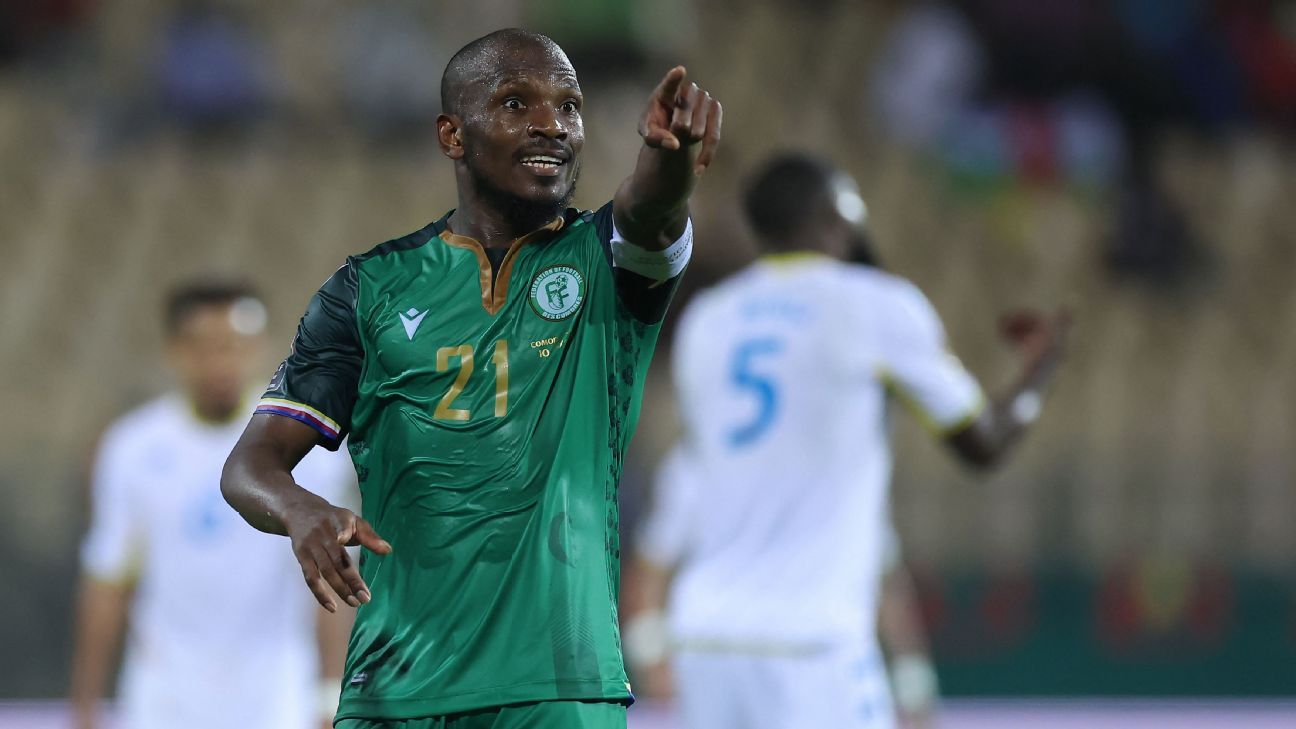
501, 97, 581, 114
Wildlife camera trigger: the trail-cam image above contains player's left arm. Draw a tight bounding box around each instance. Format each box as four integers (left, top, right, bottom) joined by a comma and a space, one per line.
599, 67, 720, 323
622, 447, 698, 698
878, 529, 939, 729
944, 310, 1071, 467
613, 65, 721, 250
314, 605, 352, 727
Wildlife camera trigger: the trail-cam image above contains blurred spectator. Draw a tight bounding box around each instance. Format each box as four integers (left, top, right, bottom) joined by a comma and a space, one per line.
524, 0, 650, 82
0, 0, 95, 65
334, 3, 443, 142
156, 1, 271, 135
868, 0, 1253, 288
869, 2, 983, 149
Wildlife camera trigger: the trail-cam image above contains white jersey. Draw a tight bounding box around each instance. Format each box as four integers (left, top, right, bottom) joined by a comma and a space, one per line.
80, 393, 356, 729
647, 255, 983, 649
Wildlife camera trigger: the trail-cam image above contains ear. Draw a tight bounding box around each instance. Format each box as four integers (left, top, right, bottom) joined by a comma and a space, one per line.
437, 113, 465, 160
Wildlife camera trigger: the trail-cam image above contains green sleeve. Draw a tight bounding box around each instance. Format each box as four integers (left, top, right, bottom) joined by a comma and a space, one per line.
256, 259, 364, 449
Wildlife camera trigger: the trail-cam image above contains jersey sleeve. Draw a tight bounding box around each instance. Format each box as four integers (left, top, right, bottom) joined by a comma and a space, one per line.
874, 281, 985, 435
592, 202, 688, 324
80, 428, 145, 584
636, 447, 699, 567
256, 260, 364, 450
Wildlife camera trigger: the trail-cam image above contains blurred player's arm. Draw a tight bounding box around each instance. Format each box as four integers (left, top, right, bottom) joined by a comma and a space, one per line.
877, 529, 938, 729
70, 577, 130, 729
621, 448, 698, 699
222, 261, 390, 613
945, 310, 1070, 467
70, 431, 141, 729
613, 66, 721, 250
877, 282, 1069, 469
622, 555, 676, 700
315, 601, 352, 727
314, 469, 361, 727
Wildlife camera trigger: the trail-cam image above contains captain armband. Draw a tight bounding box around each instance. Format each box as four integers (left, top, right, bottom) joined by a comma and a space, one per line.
610, 218, 693, 283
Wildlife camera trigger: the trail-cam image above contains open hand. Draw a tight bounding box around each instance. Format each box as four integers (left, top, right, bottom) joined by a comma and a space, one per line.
638, 66, 723, 175
284, 499, 392, 612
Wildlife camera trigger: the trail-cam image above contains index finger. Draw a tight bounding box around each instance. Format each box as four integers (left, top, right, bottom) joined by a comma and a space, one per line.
653, 66, 688, 105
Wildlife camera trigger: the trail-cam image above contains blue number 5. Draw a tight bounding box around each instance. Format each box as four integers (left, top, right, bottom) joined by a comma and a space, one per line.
728, 338, 782, 447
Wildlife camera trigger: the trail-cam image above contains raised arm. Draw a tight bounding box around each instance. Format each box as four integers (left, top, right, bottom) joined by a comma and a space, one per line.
222, 415, 389, 612
946, 310, 1070, 468
613, 66, 722, 250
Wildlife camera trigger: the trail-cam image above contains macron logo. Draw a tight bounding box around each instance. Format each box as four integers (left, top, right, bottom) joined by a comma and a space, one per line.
399, 308, 429, 340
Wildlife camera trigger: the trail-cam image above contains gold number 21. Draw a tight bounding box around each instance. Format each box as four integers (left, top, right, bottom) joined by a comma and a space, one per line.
434, 341, 508, 421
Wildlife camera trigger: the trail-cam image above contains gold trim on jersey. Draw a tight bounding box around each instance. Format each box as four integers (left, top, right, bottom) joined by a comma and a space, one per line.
759, 251, 832, 267
440, 217, 567, 315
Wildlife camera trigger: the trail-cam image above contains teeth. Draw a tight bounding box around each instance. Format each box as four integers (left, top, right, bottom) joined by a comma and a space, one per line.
522, 155, 563, 166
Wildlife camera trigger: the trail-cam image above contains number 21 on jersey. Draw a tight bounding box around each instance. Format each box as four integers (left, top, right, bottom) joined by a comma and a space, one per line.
434, 341, 509, 421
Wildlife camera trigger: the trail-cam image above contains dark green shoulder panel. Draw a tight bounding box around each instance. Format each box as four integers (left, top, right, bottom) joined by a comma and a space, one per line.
353, 216, 448, 265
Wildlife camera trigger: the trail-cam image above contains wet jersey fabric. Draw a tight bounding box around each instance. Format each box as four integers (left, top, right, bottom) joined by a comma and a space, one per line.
257, 204, 679, 721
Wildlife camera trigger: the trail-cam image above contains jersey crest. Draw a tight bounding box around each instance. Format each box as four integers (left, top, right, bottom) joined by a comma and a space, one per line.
529, 264, 584, 321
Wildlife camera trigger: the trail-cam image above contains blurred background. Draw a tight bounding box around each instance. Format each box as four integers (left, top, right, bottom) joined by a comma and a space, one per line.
2, 0, 1294, 726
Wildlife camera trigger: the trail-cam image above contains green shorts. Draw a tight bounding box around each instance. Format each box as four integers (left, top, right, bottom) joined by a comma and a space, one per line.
335, 700, 627, 729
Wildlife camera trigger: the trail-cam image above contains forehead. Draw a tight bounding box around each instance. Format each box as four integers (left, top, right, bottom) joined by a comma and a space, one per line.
477, 43, 580, 92
173, 301, 265, 340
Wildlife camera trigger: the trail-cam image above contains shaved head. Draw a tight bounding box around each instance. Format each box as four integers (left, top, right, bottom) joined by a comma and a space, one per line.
440, 29, 573, 116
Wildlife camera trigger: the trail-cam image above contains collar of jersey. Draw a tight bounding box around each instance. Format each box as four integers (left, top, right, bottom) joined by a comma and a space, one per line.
759, 251, 832, 267
437, 214, 567, 315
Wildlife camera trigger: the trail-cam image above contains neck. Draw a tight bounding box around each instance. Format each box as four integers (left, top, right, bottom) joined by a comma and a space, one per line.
450, 174, 564, 248
190, 397, 242, 425
447, 205, 530, 249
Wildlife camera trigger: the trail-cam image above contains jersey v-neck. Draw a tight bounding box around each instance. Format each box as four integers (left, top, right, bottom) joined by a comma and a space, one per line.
438, 216, 567, 315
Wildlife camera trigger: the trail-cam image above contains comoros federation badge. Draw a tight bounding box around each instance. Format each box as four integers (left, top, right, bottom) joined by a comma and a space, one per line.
529, 265, 584, 321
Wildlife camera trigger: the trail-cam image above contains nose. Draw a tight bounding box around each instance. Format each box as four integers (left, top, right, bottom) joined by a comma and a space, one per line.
527, 105, 568, 140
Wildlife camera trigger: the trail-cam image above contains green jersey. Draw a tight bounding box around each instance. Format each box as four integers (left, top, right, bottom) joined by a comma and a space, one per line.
257, 204, 681, 721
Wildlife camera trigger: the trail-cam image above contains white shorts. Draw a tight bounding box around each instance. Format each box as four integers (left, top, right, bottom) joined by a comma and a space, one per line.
671, 641, 896, 729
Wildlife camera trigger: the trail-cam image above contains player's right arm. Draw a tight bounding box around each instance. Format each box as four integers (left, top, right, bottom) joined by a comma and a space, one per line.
221, 260, 390, 612
70, 428, 141, 729
70, 577, 129, 729
223, 416, 387, 611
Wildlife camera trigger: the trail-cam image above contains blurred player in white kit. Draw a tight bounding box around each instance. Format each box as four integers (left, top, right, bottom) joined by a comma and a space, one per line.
624, 153, 1069, 729
69, 279, 357, 729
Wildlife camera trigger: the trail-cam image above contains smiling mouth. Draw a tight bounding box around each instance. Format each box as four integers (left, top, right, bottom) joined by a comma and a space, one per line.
520, 154, 566, 171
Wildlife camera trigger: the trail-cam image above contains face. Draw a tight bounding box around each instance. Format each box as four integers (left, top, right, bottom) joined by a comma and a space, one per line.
166, 302, 266, 421
440, 43, 584, 218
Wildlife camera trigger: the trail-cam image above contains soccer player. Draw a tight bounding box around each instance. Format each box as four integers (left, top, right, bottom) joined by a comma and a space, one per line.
622, 152, 1069, 729
70, 280, 357, 729
219, 28, 722, 729
626, 449, 941, 728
